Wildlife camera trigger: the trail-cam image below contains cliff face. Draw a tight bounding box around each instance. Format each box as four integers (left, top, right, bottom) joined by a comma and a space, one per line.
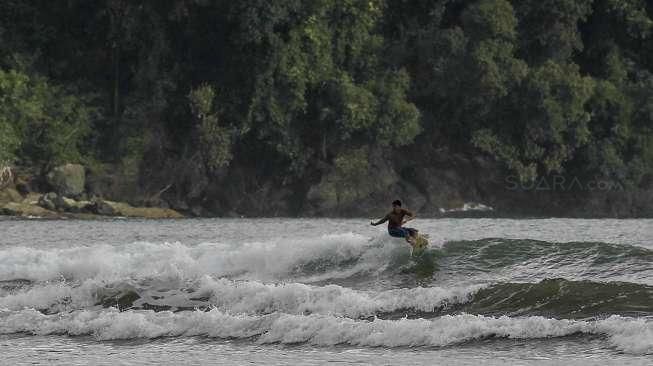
3, 150, 652, 219
297, 148, 653, 218
150, 146, 653, 218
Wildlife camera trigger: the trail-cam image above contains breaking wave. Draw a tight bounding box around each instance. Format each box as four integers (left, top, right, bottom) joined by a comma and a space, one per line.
2, 236, 651, 285
1, 234, 652, 355
0, 308, 651, 354
2, 277, 651, 320
0, 234, 401, 283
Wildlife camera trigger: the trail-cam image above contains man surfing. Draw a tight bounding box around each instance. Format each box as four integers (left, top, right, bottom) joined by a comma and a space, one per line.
370, 200, 418, 245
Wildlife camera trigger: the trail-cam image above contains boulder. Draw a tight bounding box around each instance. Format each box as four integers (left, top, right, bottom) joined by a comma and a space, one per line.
56, 196, 91, 213
190, 205, 205, 217
37, 192, 93, 214
47, 164, 86, 197
1, 201, 59, 218
90, 199, 117, 216
38, 192, 58, 211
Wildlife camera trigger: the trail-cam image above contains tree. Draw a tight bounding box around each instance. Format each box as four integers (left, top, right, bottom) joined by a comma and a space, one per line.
473, 62, 594, 182
514, 0, 594, 63
189, 84, 232, 175
234, 0, 420, 174
0, 69, 91, 170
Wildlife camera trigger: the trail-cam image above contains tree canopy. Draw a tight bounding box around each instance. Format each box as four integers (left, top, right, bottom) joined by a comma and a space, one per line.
1, 0, 652, 196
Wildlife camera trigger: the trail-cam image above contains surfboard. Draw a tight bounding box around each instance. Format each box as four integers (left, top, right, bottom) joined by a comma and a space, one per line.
411, 234, 429, 257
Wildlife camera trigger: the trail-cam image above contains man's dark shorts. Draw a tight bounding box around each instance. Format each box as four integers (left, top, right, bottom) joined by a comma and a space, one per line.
388, 227, 417, 238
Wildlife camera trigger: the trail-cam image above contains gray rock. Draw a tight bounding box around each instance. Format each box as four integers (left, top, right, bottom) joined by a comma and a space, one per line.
39, 192, 84, 212
91, 199, 116, 216
47, 164, 86, 197
56, 196, 83, 213
1, 201, 59, 218
306, 149, 400, 215
190, 205, 204, 217
38, 192, 58, 211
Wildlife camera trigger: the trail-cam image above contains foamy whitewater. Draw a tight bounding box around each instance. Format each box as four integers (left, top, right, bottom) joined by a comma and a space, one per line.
0, 218, 652, 365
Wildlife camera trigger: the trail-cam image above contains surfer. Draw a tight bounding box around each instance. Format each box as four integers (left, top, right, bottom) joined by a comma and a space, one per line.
370, 200, 418, 244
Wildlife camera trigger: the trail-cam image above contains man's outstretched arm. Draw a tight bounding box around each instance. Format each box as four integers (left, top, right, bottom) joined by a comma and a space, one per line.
371, 215, 388, 226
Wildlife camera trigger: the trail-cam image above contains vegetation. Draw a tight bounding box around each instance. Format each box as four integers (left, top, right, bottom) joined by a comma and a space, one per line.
0, 69, 91, 171
1, 0, 652, 208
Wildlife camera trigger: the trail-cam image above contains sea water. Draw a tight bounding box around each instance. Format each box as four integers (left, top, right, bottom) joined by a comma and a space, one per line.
0, 218, 651, 365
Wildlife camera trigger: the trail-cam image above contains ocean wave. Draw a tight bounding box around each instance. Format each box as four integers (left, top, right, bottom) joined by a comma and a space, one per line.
437, 238, 653, 285
196, 277, 481, 317
3, 276, 652, 322
1, 308, 650, 354
0, 277, 483, 317
0, 233, 403, 283
440, 238, 653, 270
3, 237, 651, 286
462, 278, 653, 318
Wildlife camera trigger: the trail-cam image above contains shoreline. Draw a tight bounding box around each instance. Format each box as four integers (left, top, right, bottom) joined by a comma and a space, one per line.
2, 162, 651, 220
2, 212, 651, 220
0, 190, 184, 220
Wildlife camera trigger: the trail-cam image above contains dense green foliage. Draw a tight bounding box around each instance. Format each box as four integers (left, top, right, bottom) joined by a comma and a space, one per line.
0, 69, 91, 169
1, 0, 652, 194
189, 84, 232, 174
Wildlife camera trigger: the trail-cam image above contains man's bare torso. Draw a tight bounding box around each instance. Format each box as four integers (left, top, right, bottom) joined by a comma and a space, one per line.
386, 209, 412, 228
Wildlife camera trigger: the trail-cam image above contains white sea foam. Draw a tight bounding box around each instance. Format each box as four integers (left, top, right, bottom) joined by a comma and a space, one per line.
0, 233, 401, 283
0, 308, 650, 354
0, 280, 98, 313
0, 276, 483, 317
196, 277, 483, 317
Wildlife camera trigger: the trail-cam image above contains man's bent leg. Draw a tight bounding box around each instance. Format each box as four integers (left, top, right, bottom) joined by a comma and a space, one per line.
388, 228, 405, 238
404, 228, 417, 244
389, 228, 416, 245
405, 228, 417, 238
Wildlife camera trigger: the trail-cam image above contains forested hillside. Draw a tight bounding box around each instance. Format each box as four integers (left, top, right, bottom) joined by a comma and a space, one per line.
1, 0, 652, 217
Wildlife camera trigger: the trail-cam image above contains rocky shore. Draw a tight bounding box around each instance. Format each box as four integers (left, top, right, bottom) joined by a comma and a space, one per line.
0, 164, 182, 219
2, 155, 652, 219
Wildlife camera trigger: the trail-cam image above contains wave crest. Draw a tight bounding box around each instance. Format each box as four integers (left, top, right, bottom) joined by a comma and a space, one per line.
0, 234, 403, 283
1, 308, 650, 354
